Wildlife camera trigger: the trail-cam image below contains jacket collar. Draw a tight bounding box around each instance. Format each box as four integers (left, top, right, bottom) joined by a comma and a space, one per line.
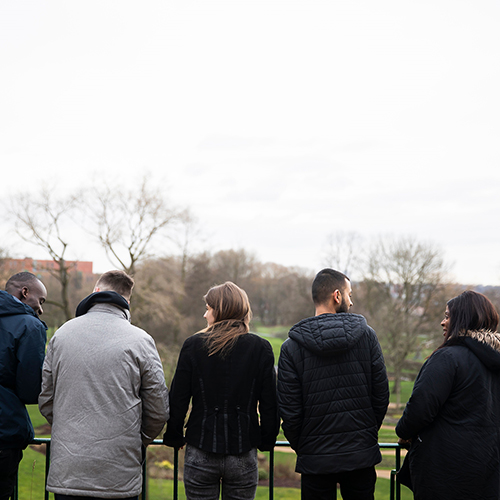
459, 330, 500, 371
0, 290, 48, 328
459, 329, 500, 351
75, 291, 130, 318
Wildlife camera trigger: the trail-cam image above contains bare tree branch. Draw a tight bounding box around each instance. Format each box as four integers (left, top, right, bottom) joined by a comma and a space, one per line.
8, 187, 81, 321
362, 235, 448, 407
86, 177, 183, 276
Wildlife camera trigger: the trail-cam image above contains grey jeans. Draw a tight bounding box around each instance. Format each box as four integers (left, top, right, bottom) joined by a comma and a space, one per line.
183, 445, 259, 500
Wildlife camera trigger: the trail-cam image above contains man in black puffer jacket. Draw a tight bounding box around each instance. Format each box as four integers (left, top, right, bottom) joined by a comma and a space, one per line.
277, 269, 389, 500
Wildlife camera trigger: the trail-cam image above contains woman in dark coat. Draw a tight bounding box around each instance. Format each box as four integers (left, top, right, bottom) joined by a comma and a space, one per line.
163, 281, 279, 500
396, 290, 500, 500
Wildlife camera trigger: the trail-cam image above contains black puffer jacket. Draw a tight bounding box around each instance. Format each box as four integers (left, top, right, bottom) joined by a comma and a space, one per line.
163, 332, 279, 454
396, 330, 500, 500
277, 313, 389, 474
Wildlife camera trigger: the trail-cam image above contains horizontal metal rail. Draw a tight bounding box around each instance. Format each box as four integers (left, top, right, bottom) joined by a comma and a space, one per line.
16, 439, 404, 500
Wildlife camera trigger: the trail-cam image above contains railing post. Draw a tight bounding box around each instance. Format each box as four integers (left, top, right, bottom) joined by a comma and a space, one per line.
141, 447, 147, 500
45, 440, 51, 500
173, 447, 179, 500
395, 445, 401, 500
268, 449, 274, 500
13, 471, 18, 500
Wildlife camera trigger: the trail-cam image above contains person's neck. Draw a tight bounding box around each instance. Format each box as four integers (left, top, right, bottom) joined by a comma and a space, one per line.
315, 305, 337, 316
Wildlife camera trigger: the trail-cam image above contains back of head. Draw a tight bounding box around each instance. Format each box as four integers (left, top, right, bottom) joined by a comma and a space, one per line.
203, 281, 252, 357
5, 272, 41, 295
95, 270, 134, 301
447, 290, 499, 340
312, 268, 349, 306
204, 281, 252, 326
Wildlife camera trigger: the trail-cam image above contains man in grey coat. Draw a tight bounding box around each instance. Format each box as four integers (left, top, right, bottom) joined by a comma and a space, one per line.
39, 270, 169, 500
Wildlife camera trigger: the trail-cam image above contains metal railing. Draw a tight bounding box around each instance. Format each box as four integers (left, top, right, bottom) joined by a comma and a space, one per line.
16, 440, 404, 500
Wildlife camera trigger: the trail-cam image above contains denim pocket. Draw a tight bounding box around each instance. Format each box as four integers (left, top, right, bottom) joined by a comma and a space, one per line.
185, 445, 209, 466
236, 448, 258, 471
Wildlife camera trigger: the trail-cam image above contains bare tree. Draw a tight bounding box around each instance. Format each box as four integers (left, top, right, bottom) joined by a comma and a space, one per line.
172, 210, 201, 284
211, 249, 257, 285
249, 262, 313, 327
0, 247, 11, 286
361, 236, 448, 406
8, 188, 81, 321
87, 178, 183, 276
322, 231, 364, 277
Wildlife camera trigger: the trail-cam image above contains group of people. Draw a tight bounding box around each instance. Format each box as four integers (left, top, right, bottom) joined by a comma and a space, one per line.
1, 267, 500, 500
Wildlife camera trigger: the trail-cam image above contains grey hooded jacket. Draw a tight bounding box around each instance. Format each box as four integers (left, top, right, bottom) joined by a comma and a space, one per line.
39, 295, 169, 498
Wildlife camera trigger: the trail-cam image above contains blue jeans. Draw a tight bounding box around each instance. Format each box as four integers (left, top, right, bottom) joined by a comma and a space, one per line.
183, 445, 258, 500
301, 466, 377, 500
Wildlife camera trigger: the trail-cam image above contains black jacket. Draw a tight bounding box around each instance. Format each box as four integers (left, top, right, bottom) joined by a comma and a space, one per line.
277, 313, 389, 474
396, 330, 500, 500
0, 291, 47, 449
163, 332, 279, 454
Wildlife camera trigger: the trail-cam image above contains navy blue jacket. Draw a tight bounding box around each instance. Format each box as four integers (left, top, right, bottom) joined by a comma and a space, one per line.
277, 313, 389, 474
0, 290, 47, 449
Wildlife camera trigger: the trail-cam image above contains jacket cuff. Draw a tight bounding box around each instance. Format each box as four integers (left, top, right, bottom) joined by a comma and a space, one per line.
162, 434, 185, 449
258, 442, 276, 452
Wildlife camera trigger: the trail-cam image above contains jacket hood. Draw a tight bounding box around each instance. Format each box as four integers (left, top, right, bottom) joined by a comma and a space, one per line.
460, 330, 500, 371
288, 313, 369, 355
0, 289, 42, 320
75, 291, 130, 317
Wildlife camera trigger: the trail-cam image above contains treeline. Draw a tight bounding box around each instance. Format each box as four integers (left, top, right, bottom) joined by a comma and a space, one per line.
3, 178, 500, 402
32, 248, 314, 341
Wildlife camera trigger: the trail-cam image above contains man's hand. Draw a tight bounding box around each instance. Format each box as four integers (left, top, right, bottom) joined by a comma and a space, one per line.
398, 437, 412, 449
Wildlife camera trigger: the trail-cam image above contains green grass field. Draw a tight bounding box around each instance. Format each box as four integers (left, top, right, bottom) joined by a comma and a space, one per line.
252, 325, 290, 365
147, 477, 412, 499
19, 442, 411, 500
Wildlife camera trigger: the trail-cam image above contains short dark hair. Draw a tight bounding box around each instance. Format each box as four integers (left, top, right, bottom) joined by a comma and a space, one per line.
5, 272, 41, 293
95, 270, 135, 300
312, 268, 350, 306
446, 290, 499, 341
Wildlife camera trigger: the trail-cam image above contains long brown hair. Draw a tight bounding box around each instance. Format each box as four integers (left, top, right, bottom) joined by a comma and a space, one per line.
438, 290, 499, 349
201, 281, 252, 357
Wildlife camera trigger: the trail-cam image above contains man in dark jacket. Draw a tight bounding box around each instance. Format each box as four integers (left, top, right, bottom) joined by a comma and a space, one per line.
277, 268, 389, 500
0, 272, 47, 499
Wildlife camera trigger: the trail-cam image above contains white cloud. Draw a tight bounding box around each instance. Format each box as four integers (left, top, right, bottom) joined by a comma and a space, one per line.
1, 0, 499, 285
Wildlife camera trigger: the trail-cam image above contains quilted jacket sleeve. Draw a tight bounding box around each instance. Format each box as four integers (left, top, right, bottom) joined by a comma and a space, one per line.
368, 327, 390, 429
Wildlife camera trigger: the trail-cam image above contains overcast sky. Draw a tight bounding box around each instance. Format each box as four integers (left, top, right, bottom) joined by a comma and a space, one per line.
1, 0, 500, 285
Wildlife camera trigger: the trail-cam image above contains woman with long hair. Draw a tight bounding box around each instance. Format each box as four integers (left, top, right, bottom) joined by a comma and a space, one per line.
163, 281, 279, 500
396, 290, 500, 500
